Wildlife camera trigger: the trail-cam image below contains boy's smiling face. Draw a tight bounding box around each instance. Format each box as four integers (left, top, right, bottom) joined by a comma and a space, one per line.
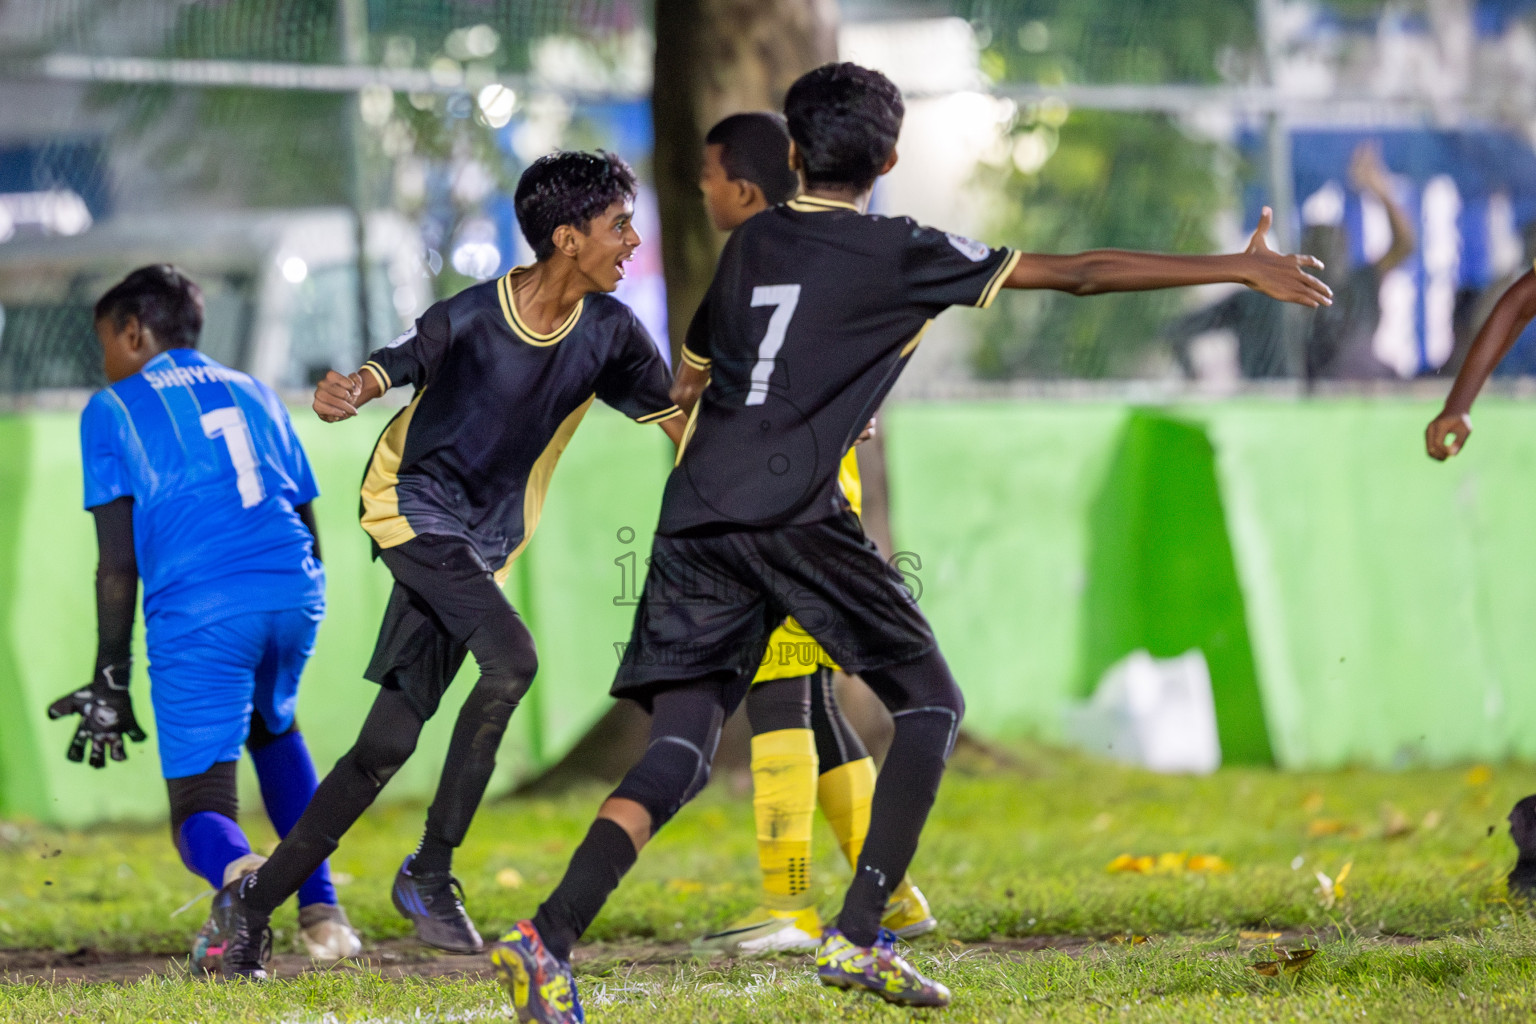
566, 198, 640, 293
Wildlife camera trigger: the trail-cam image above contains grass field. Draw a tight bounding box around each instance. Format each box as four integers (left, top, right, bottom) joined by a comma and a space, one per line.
6, 745, 1536, 1022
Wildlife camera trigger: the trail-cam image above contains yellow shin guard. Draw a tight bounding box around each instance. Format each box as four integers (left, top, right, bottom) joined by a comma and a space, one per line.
751, 728, 819, 912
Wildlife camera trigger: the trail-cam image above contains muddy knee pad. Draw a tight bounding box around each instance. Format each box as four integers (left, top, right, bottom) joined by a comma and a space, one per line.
609, 735, 714, 831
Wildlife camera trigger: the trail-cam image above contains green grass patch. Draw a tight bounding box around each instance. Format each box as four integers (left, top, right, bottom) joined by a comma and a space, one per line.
5, 748, 1536, 1021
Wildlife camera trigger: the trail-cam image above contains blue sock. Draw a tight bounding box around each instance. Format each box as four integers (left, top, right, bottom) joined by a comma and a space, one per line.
251, 729, 337, 908
177, 812, 252, 889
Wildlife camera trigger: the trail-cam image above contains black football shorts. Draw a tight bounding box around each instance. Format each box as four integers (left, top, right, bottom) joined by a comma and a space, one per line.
611, 511, 935, 710
364, 534, 515, 719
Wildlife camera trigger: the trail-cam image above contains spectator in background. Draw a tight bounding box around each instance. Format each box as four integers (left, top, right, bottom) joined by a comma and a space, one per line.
1166, 142, 1415, 383
1301, 141, 1416, 380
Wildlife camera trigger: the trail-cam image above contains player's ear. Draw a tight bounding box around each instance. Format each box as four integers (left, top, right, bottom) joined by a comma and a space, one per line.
787, 140, 803, 174
133, 321, 157, 354
551, 223, 581, 259
735, 179, 760, 209
879, 147, 899, 177
117, 314, 145, 353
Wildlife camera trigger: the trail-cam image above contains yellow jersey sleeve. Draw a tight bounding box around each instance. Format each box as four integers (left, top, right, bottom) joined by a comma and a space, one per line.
837, 448, 863, 520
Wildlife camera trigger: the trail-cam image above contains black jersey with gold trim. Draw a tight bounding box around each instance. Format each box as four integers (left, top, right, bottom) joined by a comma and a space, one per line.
659, 196, 1019, 535
358, 267, 681, 578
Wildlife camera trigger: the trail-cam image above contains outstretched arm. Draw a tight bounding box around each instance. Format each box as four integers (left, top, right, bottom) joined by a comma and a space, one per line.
1351, 142, 1416, 274
1003, 207, 1333, 308
1426, 271, 1536, 460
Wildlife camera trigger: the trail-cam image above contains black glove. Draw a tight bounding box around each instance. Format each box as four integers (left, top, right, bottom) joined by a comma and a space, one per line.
47, 662, 147, 768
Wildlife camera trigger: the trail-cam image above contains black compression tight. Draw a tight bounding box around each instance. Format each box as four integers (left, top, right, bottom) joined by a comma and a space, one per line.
414, 616, 538, 874
835, 648, 964, 946
241, 688, 425, 916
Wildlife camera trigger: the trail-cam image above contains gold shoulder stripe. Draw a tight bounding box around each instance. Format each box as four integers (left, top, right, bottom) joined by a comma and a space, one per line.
976, 249, 1022, 309
361, 361, 391, 393
680, 346, 712, 371
498, 268, 584, 346
636, 405, 683, 425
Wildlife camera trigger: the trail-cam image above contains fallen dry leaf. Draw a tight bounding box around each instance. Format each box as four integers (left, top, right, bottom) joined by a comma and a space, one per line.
1251, 947, 1317, 976
1107, 854, 1154, 874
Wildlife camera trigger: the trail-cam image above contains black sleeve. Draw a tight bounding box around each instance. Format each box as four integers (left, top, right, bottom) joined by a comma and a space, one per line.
295, 501, 321, 564
594, 309, 684, 425
361, 300, 452, 393
900, 221, 1020, 312
91, 496, 138, 672
680, 295, 713, 373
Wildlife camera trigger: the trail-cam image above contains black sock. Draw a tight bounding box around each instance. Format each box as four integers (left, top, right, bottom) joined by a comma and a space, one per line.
411, 833, 455, 876
531, 818, 638, 961
835, 708, 954, 946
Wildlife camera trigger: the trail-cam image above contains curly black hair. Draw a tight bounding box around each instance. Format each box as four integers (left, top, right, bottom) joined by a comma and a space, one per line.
515, 151, 639, 262
705, 112, 799, 206
784, 63, 905, 192
94, 264, 204, 349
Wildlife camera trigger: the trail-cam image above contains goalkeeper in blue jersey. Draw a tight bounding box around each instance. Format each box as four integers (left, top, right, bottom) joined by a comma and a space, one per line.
49, 264, 360, 966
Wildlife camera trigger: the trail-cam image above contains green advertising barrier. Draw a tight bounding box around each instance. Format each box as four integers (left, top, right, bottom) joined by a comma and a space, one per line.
1193, 400, 1536, 769
11, 395, 1536, 825
885, 398, 1536, 771
880, 403, 1132, 741
0, 404, 673, 826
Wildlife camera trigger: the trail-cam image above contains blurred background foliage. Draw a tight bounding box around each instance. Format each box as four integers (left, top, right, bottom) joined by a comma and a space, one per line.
973, 109, 1230, 378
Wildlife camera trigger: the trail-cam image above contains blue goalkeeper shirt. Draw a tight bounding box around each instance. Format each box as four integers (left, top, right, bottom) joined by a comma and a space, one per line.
79, 348, 325, 645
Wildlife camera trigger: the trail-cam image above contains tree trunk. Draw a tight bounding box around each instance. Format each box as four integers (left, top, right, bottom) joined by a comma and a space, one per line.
652, 0, 838, 364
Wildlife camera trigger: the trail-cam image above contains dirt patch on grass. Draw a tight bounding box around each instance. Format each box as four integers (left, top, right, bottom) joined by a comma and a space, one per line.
0, 929, 1440, 986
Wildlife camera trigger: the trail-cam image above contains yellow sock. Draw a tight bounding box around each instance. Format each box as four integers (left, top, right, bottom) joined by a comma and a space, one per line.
751, 728, 818, 912
820, 757, 922, 911
817, 757, 876, 869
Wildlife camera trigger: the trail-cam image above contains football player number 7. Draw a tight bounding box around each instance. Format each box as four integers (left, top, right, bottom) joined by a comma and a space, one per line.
746, 284, 801, 406
200, 407, 266, 508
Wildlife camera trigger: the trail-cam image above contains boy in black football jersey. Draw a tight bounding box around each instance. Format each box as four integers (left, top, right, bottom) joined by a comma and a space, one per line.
207, 151, 685, 980
489, 65, 1332, 1021
691, 111, 937, 955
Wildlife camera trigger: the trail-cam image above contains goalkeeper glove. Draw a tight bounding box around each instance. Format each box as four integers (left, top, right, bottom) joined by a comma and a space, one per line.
48, 662, 147, 768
